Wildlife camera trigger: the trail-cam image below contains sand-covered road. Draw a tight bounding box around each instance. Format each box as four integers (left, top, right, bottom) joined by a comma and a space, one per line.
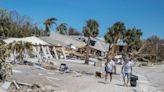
1, 60, 162, 92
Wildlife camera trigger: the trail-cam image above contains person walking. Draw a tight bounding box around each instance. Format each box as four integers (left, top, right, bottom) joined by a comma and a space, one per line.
105, 57, 115, 83
121, 58, 133, 87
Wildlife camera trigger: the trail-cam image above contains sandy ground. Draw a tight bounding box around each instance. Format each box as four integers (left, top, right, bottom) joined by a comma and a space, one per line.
134, 64, 164, 92
1, 60, 163, 92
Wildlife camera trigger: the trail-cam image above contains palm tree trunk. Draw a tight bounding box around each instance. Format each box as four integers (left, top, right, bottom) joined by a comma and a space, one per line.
85, 37, 91, 64
111, 44, 116, 57
105, 45, 111, 59
111, 36, 119, 57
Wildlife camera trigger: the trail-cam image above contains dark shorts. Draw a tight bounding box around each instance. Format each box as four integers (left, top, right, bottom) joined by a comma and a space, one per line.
106, 72, 112, 76
105, 67, 112, 75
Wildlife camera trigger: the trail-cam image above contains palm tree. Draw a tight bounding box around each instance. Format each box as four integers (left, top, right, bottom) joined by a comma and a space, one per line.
56, 23, 68, 35
44, 18, 57, 36
104, 22, 126, 58
122, 28, 143, 59
82, 19, 99, 64
123, 28, 142, 53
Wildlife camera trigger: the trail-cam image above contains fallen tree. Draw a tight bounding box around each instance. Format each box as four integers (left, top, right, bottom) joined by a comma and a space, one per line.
127, 36, 164, 64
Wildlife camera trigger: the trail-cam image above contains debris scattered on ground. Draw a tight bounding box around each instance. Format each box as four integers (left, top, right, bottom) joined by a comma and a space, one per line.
1, 81, 11, 90
24, 60, 34, 66
17, 81, 32, 87
43, 64, 57, 70
2, 60, 162, 92
1, 80, 58, 92
33, 64, 46, 70
59, 63, 69, 72
46, 76, 60, 81
13, 80, 20, 89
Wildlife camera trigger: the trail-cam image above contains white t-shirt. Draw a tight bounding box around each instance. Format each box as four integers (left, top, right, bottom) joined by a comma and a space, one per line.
123, 61, 132, 73
106, 60, 115, 72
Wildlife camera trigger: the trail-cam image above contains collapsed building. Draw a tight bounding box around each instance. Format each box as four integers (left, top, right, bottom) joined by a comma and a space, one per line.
2, 32, 126, 63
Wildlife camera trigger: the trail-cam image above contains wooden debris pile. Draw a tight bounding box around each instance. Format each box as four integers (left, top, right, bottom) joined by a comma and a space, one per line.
1, 80, 57, 92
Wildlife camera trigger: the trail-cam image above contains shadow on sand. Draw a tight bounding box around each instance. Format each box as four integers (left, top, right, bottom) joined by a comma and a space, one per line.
114, 84, 124, 87
97, 81, 110, 84
132, 89, 138, 92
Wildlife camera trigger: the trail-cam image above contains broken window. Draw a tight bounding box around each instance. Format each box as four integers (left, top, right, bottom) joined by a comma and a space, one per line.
90, 40, 96, 46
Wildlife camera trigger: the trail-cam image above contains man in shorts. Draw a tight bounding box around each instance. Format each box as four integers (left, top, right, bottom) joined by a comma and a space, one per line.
105, 58, 115, 83
121, 58, 133, 87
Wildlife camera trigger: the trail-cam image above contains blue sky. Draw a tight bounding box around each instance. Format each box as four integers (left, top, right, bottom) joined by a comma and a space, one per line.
0, 0, 164, 39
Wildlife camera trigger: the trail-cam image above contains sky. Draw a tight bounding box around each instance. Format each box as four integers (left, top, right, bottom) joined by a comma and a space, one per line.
0, 0, 164, 39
